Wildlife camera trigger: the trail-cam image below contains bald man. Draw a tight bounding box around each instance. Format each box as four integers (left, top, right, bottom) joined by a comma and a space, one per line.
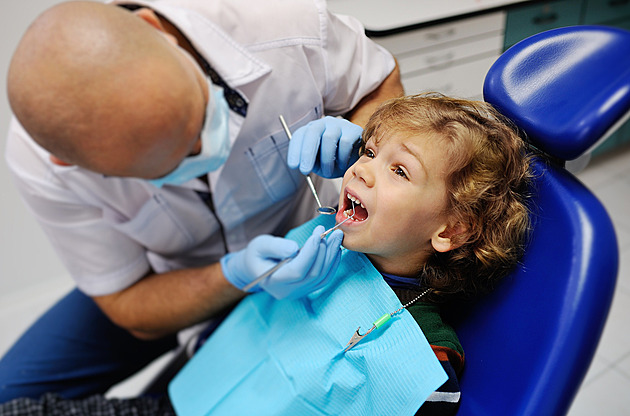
1, 0, 403, 402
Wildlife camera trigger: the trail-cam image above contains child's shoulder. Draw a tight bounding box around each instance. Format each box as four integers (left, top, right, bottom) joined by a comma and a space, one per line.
406, 302, 464, 360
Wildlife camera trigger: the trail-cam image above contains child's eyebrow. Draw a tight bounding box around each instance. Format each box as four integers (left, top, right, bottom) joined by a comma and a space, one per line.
399, 142, 427, 175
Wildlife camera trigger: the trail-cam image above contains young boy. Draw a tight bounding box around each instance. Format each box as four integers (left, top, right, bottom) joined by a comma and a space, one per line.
332, 92, 532, 414
0, 93, 532, 415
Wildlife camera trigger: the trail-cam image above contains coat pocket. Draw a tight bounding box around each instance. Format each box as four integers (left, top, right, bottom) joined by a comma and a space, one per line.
246, 107, 321, 203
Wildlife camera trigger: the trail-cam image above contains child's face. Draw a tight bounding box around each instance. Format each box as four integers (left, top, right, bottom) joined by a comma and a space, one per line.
336, 129, 453, 276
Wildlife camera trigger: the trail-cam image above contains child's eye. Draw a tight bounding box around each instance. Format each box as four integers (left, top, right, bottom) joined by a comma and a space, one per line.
362, 148, 375, 158
394, 166, 408, 179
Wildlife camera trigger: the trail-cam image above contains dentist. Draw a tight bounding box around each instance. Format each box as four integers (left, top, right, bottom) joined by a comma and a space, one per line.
1, 0, 403, 402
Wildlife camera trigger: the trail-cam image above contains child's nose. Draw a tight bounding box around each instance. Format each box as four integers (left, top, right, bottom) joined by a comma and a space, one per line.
353, 160, 375, 187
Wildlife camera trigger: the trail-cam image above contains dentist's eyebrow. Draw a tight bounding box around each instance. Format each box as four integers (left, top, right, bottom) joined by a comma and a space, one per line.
400, 142, 427, 176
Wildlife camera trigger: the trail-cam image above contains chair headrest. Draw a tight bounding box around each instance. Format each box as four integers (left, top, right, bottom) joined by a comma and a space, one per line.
483, 26, 630, 160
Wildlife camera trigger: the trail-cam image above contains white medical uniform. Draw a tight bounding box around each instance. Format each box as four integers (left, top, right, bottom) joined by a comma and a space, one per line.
5, 0, 395, 297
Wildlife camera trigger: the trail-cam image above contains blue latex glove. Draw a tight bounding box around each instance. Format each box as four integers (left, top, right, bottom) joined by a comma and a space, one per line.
287, 116, 363, 178
220, 226, 344, 299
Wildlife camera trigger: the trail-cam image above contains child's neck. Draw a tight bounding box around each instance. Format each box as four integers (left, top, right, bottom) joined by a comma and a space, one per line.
367, 253, 426, 279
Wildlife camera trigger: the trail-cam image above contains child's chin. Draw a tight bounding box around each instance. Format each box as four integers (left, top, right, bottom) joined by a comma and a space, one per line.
340, 237, 360, 252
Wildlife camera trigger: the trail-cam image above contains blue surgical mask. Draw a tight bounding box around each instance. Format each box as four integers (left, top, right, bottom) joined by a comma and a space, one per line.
149, 81, 231, 187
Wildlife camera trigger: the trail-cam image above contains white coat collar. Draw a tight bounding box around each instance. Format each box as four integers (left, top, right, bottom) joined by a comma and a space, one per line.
110, 1, 271, 88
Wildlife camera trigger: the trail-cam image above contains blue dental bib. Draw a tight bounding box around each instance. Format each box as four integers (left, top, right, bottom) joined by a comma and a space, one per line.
169, 216, 447, 416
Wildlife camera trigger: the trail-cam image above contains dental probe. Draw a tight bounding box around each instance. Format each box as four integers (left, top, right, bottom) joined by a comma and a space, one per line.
279, 115, 336, 215
242, 202, 355, 292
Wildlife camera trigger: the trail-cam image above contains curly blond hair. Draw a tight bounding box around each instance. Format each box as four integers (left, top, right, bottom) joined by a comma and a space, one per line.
362, 93, 534, 302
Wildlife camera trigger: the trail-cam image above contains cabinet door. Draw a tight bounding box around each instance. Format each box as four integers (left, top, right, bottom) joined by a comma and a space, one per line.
616, 18, 630, 30
396, 36, 503, 79
402, 54, 500, 99
584, 0, 630, 24
592, 117, 630, 156
374, 12, 504, 56
504, 0, 582, 49
372, 11, 504, 100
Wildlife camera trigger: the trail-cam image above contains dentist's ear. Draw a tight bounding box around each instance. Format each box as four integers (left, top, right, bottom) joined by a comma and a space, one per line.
133, 8, 178, 45
431, 223, 468, 253
49, 154, 73, 166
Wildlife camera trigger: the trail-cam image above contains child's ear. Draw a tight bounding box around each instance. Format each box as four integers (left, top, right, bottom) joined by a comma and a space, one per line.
431, 223, 468, 253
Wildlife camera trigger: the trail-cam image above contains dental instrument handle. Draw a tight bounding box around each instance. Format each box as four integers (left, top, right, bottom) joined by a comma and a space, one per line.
279, 115, 324, 209
242, 250, 299, 292
305, 177, 324, 208
278, 114, 292, 140
320, 216, 350, 239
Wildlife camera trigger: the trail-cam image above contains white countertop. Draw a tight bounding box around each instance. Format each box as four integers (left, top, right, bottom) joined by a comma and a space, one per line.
327, 0, 529, 32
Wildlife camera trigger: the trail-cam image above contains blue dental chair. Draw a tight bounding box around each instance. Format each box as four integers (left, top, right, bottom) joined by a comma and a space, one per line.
449, 26, 627, 415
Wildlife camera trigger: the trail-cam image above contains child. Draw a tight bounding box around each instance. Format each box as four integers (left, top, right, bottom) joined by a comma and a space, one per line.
0, 93, 532, 415
332, 92, 533, 414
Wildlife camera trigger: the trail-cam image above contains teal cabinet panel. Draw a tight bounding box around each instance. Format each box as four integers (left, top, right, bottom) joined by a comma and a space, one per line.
617, 119, 630, 147
504, 0, 583, 49
612, 17, 630, 29
584, 0, 630, 24
592, 130, 620, 157
592, 119, 630, 157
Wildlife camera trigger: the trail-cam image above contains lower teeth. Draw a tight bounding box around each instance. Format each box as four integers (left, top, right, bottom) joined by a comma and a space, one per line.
344, 209, 364, 220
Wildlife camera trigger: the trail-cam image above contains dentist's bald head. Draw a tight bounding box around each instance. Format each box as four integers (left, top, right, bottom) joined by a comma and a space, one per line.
8, 1, 207, 178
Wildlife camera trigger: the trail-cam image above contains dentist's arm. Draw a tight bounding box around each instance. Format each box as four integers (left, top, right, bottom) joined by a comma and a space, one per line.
93, 263, 245, 340
347, 60, 404, 128
93, 227, 343, 340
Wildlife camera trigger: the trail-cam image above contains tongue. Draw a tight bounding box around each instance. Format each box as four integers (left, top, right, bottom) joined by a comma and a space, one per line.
352, 204, 368, 221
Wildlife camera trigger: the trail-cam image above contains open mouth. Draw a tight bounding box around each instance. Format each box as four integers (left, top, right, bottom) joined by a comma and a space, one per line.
344, 191, 368, 221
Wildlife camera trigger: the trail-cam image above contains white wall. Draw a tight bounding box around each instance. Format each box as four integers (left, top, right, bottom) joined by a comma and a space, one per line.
0, 1, 89, 356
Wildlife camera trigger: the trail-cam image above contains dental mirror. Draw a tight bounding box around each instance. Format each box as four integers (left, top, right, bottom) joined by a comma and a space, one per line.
317, 206, 337, 215
279, 115, 337, 215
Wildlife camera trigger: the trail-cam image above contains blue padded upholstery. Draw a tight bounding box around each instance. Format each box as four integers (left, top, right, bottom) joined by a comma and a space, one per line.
483, 26, 630, 160
451, 26, 622, 415
452, 159, 618, 415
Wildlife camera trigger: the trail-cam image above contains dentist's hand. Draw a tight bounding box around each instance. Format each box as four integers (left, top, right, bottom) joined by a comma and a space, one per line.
287, 116, 363, 178
220, 226, 344, 299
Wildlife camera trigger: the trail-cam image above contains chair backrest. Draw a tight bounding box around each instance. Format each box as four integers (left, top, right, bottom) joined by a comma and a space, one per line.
450, 26, 628, 416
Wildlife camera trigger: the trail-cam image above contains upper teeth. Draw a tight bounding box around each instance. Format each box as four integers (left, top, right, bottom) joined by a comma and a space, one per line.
348, 194, 365, 208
